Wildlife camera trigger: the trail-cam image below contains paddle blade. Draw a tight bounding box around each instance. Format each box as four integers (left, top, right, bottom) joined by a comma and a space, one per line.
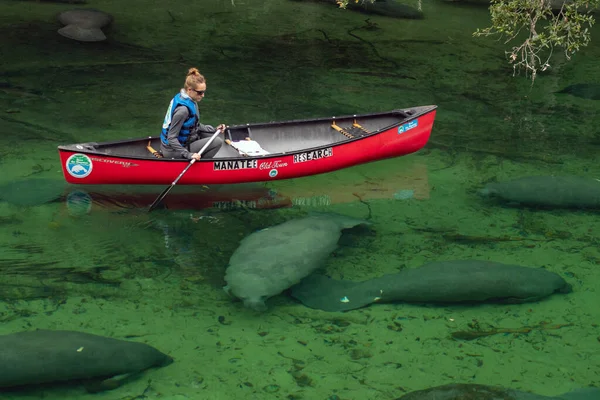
148, 185, 173, 211
148, 128, 220, 212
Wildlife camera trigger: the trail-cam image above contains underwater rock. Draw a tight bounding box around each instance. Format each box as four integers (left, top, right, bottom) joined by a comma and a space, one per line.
0, 330, 173, 392
58, 24, 106, 42
224, 213, 369, 311
478, 176, 600, 209
56, 9, 113, 42
290, 260, 571, 312
57, 9, 112, 27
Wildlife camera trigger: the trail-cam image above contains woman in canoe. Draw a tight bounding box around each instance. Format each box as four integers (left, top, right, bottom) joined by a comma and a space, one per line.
160, 67, 227, 160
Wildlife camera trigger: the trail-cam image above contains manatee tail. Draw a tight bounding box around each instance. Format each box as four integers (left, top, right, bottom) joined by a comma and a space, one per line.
289, 275, 376, 312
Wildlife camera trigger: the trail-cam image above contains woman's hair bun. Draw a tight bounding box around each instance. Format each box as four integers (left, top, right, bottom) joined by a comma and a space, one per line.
187, 67, 200, 76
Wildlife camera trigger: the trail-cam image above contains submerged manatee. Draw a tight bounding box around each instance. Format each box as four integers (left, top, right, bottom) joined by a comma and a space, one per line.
478, 176, 600, 209
290, 0, 424, 19
396, 383, 600, 400
0, 330, 173, 392
0, 178, 66, 206
290, 260, 571, 312
224, 213, 369, 311
556, 83, 600, 100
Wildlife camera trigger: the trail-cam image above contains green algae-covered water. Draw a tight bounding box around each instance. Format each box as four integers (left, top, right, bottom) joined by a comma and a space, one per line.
0, 0, 599, 399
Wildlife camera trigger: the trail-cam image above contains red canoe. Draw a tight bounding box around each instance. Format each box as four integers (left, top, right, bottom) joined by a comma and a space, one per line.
57, 105, 437, 185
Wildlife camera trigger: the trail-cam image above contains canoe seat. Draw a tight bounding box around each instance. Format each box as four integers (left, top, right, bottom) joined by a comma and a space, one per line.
331, 120, 372, 139
226, 138, 270, 157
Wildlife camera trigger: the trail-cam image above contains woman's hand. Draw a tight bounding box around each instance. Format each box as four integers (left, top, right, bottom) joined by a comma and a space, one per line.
217, 124, 228, 132
191, 153, 201, 161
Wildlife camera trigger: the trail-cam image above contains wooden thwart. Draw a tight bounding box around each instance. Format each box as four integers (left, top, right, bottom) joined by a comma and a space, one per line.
331, 119, 372, 139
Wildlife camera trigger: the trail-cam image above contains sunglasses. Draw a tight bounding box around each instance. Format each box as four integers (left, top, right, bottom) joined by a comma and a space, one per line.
192, 89, 205, 95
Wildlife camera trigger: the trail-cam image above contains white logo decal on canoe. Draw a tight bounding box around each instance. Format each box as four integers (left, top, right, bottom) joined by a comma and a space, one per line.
293, 147, 333, 163
259, 160, 288, 170
213, 159, 258, 171
398, 119, 418, 134
268, 169, 278, 178
66, 154, 93, 178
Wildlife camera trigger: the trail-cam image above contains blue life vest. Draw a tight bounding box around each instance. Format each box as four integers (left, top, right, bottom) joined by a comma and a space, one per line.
160, 92, 199, 146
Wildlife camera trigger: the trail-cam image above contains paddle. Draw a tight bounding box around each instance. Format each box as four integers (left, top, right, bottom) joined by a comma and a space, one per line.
148, 129, 222, 212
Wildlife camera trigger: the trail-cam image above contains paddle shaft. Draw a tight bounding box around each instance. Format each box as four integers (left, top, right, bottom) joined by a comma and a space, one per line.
148, 129, 221, 212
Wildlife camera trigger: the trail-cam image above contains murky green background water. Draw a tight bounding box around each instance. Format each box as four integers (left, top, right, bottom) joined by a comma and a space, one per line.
1, 0, 599, 399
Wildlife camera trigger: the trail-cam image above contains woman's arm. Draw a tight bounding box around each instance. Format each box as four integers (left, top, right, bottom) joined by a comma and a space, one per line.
197, 122, 217, 134
167, 106, 193, 159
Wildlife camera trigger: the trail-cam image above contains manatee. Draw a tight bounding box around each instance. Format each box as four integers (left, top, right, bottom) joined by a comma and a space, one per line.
556, 83, 600, 100
356, 0, 424, 19
290, 0, 424, 19
290, 260, 571, 312
560, 388, 600, 400
224, 213, 369, 311
478, 176, 600, 209
0, 330, 173, 392
395, 383, 600, 400
0, 178, 66, 206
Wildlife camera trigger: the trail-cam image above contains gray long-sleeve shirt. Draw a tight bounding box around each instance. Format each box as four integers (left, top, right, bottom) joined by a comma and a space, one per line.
161, 105, 217, 160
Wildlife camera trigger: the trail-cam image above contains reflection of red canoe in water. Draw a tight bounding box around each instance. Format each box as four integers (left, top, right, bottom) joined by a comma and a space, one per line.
63, 158, 429, 214
64, 184, 292, 214
272, 158, 430, 207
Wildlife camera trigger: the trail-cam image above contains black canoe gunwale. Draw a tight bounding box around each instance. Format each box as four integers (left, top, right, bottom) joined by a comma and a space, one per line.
57, 105, 436, 161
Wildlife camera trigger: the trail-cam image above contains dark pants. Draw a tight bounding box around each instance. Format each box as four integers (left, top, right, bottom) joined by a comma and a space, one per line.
161, 135, 223, 159
189, 136, 223, 159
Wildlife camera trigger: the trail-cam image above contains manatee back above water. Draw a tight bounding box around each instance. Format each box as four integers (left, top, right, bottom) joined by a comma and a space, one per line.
224, 214, 368, 311
478, 176, 600, 208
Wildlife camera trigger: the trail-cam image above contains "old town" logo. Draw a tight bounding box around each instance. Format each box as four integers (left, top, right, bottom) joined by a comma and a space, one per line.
259, 160, 288, 170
